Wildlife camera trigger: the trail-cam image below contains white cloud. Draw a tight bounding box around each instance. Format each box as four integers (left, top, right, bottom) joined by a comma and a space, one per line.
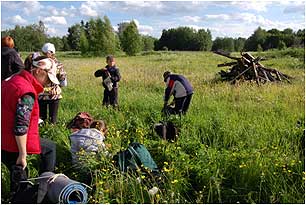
139, 25, 154, 35
182, 16, 202, 23
23, 1, 42, 15
79, 3, 98, 17
11, 15, 27, 25
204, 12, 279, 28
283, 2, 305, 14
230, 1, 271, 12
44, 16, 67, 25
123, 19, 154, 36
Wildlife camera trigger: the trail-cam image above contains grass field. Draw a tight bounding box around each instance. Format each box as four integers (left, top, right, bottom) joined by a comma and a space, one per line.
1, 49, 305, 203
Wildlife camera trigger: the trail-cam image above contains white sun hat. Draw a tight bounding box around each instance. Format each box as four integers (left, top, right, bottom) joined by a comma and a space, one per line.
42, 43, 56, 54
32, 58, 60, 85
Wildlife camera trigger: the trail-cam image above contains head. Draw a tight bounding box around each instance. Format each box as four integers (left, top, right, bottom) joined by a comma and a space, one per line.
24, 52, 41, 71
163, 71, 171, 82
106, 55, 115, 67
90, 120, 108, 136
2, 36, 15, 48
42, 43, 56, 58
31, 56, 60, 86
67, 112, 94, 132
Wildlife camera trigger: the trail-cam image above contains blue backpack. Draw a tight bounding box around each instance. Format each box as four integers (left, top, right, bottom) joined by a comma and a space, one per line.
114, 142, 159, 173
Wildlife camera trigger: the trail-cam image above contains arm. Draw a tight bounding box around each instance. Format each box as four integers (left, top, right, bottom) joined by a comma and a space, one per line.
15, 134, 27, 169
14, 93, 35, 169
164, 79, 175, 104
111, 68, 121, 82
94, 69, 104, 77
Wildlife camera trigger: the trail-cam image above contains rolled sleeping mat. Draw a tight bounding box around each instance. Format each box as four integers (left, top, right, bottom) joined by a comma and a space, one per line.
39, 172, 88, 204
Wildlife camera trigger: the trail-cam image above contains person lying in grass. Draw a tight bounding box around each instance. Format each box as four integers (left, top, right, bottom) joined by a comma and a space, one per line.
67, 115, 110, 184
69, 119, 110, 165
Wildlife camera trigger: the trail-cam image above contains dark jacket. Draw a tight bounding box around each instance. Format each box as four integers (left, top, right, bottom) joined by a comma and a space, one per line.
94, 65, 121, 88
1, 47, 24, 81
164, 74, 193, 102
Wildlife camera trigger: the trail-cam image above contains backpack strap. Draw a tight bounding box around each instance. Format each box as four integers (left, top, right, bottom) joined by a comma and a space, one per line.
127, 146, 142, 169
118, 151, 126, 172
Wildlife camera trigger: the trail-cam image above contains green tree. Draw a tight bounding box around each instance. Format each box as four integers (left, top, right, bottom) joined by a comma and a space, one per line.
142, 35, 157, 51
121, 21, 142, 56
195, 29, 212, 51
101, 16, 117, 55
67, 23, 82, 51
234, 37, 246, 52
212, 37, 235, 52
244, 27, 267, 51
79, 29, 89, 55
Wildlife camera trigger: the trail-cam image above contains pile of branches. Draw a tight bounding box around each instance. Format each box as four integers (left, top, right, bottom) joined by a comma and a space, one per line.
213, 50, 292, 84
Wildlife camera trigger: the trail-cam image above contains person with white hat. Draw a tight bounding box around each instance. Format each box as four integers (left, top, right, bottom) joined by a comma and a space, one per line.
39, 43, 67, 124
1, 56, 57, 193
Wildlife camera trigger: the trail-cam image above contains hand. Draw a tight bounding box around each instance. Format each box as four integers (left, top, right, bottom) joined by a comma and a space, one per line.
16, 153, 27, 170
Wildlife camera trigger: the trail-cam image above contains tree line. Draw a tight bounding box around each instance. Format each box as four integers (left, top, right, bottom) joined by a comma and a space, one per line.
1, 16, 305, 56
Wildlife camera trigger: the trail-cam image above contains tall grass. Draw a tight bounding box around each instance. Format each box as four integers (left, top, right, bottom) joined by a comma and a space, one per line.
2, 49, 305, 203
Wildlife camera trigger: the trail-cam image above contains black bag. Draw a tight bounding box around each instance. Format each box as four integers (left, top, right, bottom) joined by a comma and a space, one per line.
154, 121, 178, 141
10, 165, 39, 204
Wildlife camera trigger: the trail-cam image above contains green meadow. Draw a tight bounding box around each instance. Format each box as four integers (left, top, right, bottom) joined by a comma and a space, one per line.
2, 49, 305, 203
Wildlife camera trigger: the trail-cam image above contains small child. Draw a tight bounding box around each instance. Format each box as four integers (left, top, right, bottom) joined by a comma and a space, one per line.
94, 55, 121, 108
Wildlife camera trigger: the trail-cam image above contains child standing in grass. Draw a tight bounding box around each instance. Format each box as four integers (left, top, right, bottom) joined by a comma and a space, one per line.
94, 55, 121, 109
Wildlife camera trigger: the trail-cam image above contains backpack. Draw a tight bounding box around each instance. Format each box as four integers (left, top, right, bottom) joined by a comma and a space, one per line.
10, 165, 39, 204
113, 142, 159, 173
154, 121, 179, 142
67, 112, 93, 130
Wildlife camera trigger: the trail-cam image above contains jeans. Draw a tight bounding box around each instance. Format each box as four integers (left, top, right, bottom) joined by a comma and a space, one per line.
103, 87, 118, 107
1, 138, 56, 191
38, 99, 60, 124
173, 94, 193, 115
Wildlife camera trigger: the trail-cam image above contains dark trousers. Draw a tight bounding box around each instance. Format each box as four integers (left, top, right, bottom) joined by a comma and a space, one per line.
1, 138, 56, 191
103, 87, 118, 107
38, 99, 60, 124
173, 94, 193, 115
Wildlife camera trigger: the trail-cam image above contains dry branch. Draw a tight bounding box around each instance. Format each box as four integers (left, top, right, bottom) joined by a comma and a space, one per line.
213, 50, 292, 84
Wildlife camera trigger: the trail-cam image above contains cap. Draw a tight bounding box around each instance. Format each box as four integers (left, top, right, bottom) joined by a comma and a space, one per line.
42, 43, 56, 54
32, 58, 60, 85
163, 71, 171, 82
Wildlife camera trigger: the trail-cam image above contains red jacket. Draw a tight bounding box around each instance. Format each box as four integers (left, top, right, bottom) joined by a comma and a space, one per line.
1, 70, 43, 154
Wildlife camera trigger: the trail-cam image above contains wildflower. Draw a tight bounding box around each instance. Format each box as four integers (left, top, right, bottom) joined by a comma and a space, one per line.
141, 175, 146, 179
163, 167, 170, 172
171, 179, 178, 184
239, 163, 246, 168
136, 177, 141, 183
148, 187, 159, 196
164, 161, 168, 165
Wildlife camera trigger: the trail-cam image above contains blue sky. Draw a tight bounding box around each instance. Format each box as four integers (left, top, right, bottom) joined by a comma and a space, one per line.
1, 1, 305, 39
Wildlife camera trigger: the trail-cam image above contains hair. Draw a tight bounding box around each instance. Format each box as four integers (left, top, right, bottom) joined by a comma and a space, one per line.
2, 36, 15, 48
24, 52, 42, 71
163, 71, 171, 82
90, 120, 108, 135
106, 55, 114, 62
42, 51, 55, 59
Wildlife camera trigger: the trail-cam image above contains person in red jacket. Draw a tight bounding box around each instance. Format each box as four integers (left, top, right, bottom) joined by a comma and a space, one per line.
1, 55, 58, 192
